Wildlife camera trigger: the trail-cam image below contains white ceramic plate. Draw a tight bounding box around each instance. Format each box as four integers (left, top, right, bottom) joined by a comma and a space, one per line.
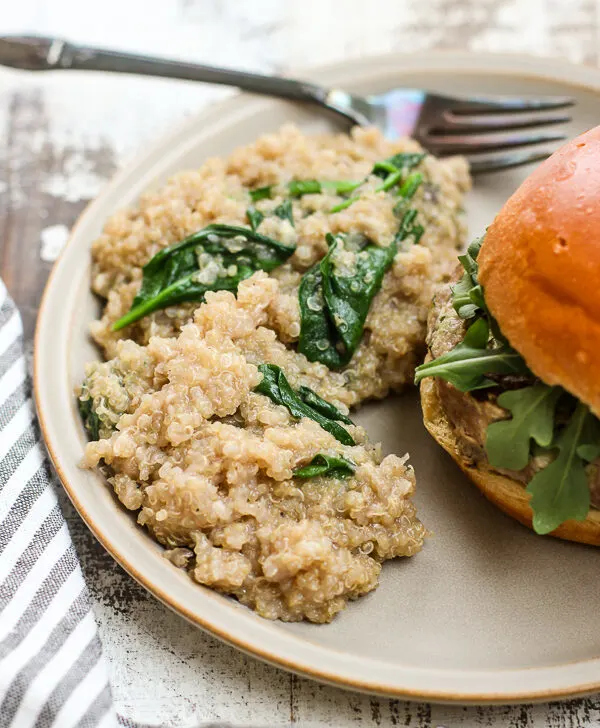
35, 52, 600, 704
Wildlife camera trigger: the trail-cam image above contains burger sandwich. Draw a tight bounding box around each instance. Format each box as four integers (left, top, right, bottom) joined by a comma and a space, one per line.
415, 126, 600, 545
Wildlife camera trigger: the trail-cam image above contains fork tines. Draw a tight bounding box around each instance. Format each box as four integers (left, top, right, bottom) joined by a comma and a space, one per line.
426, 95, 574, 173
452, 95, 574, 114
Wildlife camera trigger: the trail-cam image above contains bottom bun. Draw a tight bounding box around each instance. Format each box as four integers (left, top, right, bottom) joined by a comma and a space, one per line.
419, 376, 600, 547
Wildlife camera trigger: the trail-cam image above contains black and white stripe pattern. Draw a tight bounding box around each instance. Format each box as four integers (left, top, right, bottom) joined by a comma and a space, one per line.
0, 281, 117, 728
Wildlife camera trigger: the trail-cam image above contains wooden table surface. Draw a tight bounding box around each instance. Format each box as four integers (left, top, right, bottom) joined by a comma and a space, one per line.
3, 1, 600, 726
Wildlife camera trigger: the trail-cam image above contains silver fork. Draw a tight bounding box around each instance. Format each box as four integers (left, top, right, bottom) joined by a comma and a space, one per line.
0, 35, 573, 174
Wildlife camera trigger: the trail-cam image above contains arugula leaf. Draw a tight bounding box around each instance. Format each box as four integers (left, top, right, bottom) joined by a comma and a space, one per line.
112, 224, 295, 330
294, 453, 355, 479
246, 206, 264, 231
414, 228, 600, 535
485, 384, 562, 471
249, 186, 274, 202
298, 233, 396, 368
451, 276, 479, 320
416, 234, 528, 391
78, 396, 100, 441
414, 318, 529, 392
254, 364, 354, 445
527, 402, 594, 534
451, 237, 485, 319
578, 444, 600, 462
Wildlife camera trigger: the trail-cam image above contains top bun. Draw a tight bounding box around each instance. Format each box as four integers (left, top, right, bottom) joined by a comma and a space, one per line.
478, 126, 600, 416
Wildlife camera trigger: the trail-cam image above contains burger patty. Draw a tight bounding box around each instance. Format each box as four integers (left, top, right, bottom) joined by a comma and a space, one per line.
426, 280, 600, 508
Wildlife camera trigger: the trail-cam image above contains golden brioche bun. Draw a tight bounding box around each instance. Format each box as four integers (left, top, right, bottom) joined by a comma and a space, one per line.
420, 376, 600, 546
478, 126, 600, 417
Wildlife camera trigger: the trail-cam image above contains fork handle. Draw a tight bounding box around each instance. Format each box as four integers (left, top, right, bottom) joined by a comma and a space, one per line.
0, 35, 328, 104
71, 46, 328, 102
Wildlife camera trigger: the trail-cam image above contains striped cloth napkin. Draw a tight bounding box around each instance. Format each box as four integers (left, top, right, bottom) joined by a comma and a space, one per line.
0, 279, 130, 728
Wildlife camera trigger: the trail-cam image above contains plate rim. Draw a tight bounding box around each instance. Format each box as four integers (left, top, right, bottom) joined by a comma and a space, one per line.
33, 50, 600, 704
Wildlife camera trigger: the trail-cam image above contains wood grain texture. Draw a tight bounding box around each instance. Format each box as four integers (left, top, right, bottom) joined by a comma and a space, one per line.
2, 1, 600, 725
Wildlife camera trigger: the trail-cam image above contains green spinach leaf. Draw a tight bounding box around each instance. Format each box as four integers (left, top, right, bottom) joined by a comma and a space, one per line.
273, 199, 294, 226
372, 152, 426, 179
249, 186, 274, 202
299, 166, 425, 369
112, 224, 295, 330
246, 199, 294, 231
298, 252, 342, 369
330, 196, 361, 213
331, 156, 425, 214
288, 179, 361, 198
394, 207, 425, 247
577, 444, 600, 462
254, 364, 354, 445
246, 206, 264, 231
78, 396, 100, 441
294, 453, 355, 479
485, 384, 562, 471
298, 233, 396, 368
297, 386, 353, 425
397, 171, 424, 201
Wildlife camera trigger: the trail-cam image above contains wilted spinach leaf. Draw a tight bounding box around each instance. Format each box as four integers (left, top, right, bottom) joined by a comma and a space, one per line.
372, 152, 426, 179
249, 186, 274, 202
288, 179, 361, 198
294, 453, 355, 479
112, 224, 295, 330
298, 233, 396, 369
331, 155, 425, 214
273, 199, 294, 226
299, 180, 425, 370
247, 198, 294, 232
297, 385, 353, 425
78, 396, 100, 441
254, 364, 354, 445
246, 206, 264, 231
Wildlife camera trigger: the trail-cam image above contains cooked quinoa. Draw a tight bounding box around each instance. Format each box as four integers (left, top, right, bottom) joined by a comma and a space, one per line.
80, 126, 470, 622
90, 125, 469, 405
81, 274, 425, 622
